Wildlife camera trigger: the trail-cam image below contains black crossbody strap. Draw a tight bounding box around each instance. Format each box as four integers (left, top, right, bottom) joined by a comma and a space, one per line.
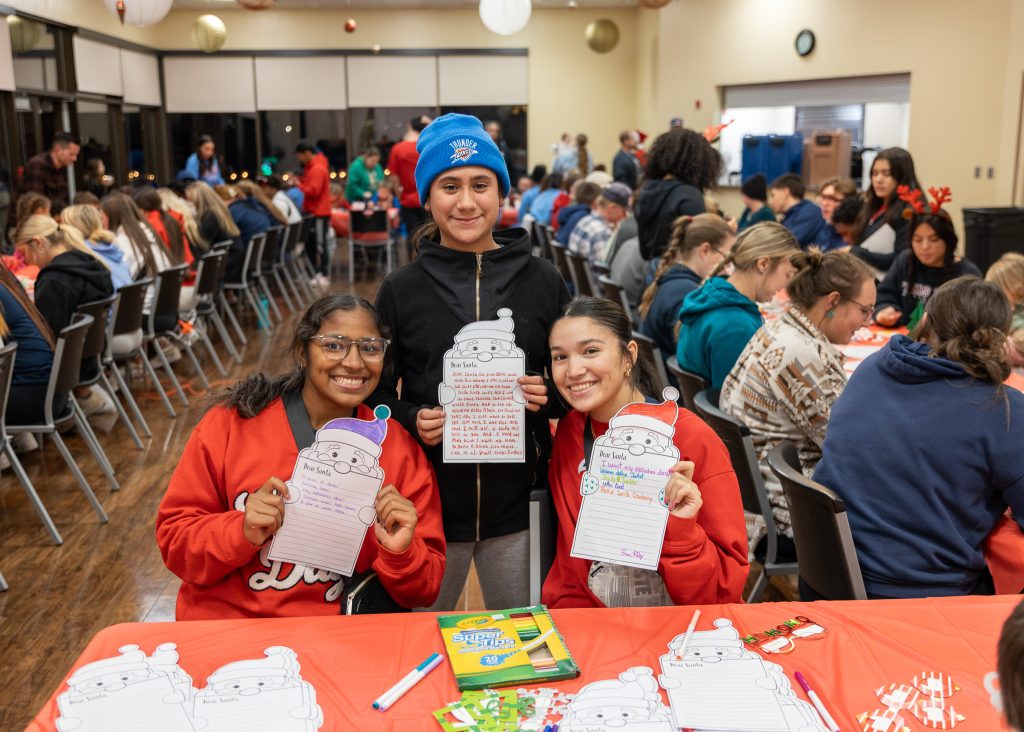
582, 416, 594, 471
282, 389, 317, 450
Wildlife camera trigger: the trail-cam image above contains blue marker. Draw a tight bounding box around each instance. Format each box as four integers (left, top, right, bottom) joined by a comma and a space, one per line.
373, 652, 444, 711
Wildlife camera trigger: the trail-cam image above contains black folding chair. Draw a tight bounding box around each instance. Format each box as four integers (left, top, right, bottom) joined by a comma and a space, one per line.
549, 242, 574, 289
256, 225, 286, 321
0, 343, 62, 544
767, 441, 867, 601
107, 278, 164, 423
192, 250, 240, 365
144, 265, 198, 411
261, 224, 296, 314
8, 315, 112, 522
349, 205, 394, 283
599, 276, 637, 328
529, 489, 557, 605
77, 295, 145, 450
694, 389, 799, 602
223, 234, 273, 332
565, 250, 596, 297
631, 331, 669, 393
282, 220, 314, 304
667, 356, 709, 412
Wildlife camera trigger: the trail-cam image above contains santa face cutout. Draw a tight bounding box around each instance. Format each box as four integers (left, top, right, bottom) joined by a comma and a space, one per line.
603, 426, 675, 457
560, 666, 674, 732
305, 440, 382, 478
293, 411, 388, 487
453, 336, 515, 361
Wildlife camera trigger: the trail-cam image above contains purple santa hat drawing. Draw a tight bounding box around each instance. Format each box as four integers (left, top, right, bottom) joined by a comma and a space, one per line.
316, 405, 391, 459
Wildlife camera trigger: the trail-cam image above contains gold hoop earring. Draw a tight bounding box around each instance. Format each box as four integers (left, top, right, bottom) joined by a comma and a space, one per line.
625, 368, 632, 380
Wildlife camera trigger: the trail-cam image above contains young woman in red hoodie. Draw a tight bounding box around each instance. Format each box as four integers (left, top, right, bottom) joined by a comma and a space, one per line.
156, 294, 445, 620
542, 297, 748, 607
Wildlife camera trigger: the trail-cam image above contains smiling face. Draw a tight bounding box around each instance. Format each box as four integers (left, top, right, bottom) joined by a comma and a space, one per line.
425, 166, 501, 252
911, 222, 948, 268
871, 158, 896, 200
550, 316, 637, 423
300, 308, 383, 423
821, 278, 876, 346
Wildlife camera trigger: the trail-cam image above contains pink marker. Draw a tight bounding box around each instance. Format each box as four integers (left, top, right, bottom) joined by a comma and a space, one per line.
795, 671, 840, 732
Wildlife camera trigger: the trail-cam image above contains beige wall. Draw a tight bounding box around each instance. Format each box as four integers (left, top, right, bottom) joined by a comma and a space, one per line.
636, 0, 1024, 231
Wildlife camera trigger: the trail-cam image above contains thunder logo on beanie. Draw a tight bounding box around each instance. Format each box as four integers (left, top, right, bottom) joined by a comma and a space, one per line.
414, 113, 511, 205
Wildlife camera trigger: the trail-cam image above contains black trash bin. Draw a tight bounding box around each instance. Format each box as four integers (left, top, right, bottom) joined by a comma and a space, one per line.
962, 207, 1024, 273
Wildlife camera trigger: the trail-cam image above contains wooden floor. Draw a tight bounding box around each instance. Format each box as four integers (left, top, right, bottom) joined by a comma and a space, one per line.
0, 253, 794, 730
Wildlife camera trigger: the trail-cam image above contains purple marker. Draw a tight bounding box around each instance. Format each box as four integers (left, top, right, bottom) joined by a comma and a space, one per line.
794, 671, 840, 732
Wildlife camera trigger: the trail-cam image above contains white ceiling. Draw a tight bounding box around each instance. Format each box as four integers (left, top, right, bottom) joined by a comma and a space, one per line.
172, 0, 638, 9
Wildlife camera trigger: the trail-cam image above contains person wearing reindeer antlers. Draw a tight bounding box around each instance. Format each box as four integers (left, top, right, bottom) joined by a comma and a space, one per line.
873, 186, 982, 330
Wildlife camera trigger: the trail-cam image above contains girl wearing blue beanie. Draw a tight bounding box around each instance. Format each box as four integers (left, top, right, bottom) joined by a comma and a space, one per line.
371, 113, 571, 610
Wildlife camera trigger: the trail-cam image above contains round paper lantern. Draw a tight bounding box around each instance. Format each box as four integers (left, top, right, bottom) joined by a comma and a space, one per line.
345, 18, 357, 33
637, 0, 672, 7
192, 14, 227, 54
236, 0, 275, 8
479, 0, 532, 36
103, 0, 174, 28
585, 19, 619, 53
6, 16, 42, 54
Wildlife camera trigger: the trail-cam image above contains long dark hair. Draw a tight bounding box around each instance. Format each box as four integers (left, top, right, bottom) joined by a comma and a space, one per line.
642, 127, 723, 191
906, 212, 957, 293
853, 147, 921, 242
557, 297, 660, 399
133, 188, 186, 265
101, 193, 160, 277
213, 294, 389, 418
196, 135, 217, 174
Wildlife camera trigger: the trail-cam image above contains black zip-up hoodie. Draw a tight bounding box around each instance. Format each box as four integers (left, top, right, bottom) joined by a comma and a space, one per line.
634, 178, 706, 261
34, 249, 114, 335
371, 228, 571, 541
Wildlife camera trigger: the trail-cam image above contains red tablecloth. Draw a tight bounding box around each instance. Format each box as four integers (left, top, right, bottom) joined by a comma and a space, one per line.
28, 596, 1016, 731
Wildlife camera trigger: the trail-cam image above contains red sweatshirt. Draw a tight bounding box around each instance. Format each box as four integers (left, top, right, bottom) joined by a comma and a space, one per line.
541, 408, 748, 608
156, 399, 446, 620
297, 152, 332, 217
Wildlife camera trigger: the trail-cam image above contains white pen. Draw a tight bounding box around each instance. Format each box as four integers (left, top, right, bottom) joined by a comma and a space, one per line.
674, 608, 701, 660
374, 653, 444, 711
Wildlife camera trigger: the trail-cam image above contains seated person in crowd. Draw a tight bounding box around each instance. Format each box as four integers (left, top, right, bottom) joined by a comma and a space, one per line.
999, 599, 1024, 732
567, 182, 631, 271
216, 184, 273, 282
60, 204, 132, 290
0, 265, 64, 426
987, 252, 1024, 367
829, 195, 862, 246
258, 174, 303, 225
721, 250, 874, 557
156, 294, 446, 619
676, 222, 800, 390
134, 187, 194, 275
816, 176, 858, 250
814, 276, 1024, 600
549, 170, 580, 232
555, 181, 601, 245
345, 147, 385, 203
737, 174, 775, 231
515, 165, 546, 224
874, 206, 981, 329
639, 213, 735, 362
5, 192, 51, 282
525, 172, 565, 227
542, 297, 748, 608
187, 181, 242, 255
102, 193, 172, 314
769, 174, 828, 250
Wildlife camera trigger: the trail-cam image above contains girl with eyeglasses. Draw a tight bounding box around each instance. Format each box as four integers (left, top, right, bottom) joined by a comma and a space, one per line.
720, 250, 875, 560
157, 294, 445, 619
638, 213, 735, 363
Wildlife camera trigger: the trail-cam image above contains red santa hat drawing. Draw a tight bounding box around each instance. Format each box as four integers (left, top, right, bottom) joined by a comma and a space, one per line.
454, 307, 516, 343
608, 387, 680, 436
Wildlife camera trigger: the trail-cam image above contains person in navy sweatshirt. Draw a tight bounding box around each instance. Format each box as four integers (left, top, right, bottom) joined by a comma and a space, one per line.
769, 174, 828, 250
813, 276, 1024, 600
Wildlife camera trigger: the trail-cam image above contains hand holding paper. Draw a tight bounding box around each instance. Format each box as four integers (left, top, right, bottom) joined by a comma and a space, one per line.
664, 460, 702, 519
517, 374, 548, 412
244, 477, 290, 546
416, 407, 445, 446
373, 484, 417, 553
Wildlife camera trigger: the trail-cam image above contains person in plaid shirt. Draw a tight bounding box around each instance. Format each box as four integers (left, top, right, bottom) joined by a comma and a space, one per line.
19, 132, 79, 213
567, 181, 631, 271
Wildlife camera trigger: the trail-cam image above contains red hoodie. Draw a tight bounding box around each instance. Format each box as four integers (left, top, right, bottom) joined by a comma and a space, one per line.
541, 408, 749, 608
156, 399, 446, 620
297, 152, 332, 217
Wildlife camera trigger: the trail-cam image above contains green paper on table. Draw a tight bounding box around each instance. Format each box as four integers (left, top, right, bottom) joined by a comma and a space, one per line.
432, 689, 536, 731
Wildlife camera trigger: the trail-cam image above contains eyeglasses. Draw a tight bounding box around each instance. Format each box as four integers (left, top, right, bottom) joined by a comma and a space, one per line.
820, 194, 841, 203
845, 298, 875, 319
311, 335, 390, 362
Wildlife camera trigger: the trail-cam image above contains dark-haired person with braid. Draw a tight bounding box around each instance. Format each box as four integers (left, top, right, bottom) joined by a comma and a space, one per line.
634, 127, 723, 261
542, 297, 748, 607
814, 276, 1024, 600
156, 294, 445, 619
721, 250, 875, 558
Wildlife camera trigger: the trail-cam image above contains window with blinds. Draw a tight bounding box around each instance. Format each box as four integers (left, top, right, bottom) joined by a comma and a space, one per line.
795, 104, 864, 144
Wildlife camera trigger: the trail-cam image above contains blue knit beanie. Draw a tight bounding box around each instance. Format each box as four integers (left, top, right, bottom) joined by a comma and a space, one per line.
414, 113, 511, 206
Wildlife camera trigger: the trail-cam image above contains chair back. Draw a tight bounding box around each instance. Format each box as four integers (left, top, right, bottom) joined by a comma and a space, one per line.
631, 330, 668, 393
49, 314, 94, 409
592, 261, 611, 278
147, 265, 189, 335
210, 240, 233, 254
767, 441, 868, 601
0, 343, 18, 441
599, 275, 637, 327
109, 279, 152, 338
529, 489, 558, 605
297, 215, 313, 244
351, 207, 390, 236
666, 356, 709, 412
193, 251, 227, 298
693, 389, 773, 521
75, 295, 117, 364
261, 226, 283, 270
565, 250, 595, 297
532, 221, 553, 262
246, 232, 268, 280
549, 242, 574, 286
280, 222, 300, 261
